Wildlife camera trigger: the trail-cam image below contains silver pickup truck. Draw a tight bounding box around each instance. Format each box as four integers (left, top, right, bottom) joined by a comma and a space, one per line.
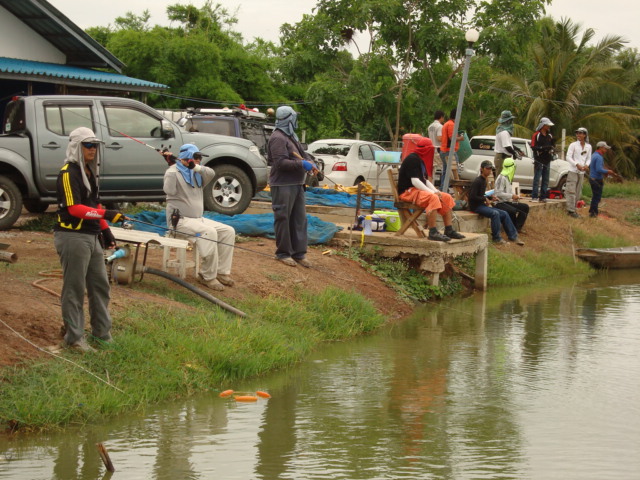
0, 95, 268, 229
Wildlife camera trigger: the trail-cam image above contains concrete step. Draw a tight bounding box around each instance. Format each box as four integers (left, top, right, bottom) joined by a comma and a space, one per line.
248, 198, 567, 234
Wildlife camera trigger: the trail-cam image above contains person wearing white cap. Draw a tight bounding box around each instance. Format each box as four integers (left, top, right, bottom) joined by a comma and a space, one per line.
163, 144, 236, 291
588, 141, 614, 218
565, 127, 592, 218
54, 127, 125, 352
530, 117, 555, 202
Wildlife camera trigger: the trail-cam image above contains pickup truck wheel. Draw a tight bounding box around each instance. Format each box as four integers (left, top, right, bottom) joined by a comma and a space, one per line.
204, 165, 252, 215
0, 176, 23, 230
23, 199, 50, 213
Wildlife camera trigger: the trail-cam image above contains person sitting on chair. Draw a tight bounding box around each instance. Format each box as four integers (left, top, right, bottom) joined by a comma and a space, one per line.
397, 137, 465, 242
493, 158, 529, 233
163, 144, 236, 291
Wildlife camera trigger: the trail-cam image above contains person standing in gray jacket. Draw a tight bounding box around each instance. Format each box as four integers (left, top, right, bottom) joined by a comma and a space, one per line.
163, 144, 236, 291
267, 106, 318, 268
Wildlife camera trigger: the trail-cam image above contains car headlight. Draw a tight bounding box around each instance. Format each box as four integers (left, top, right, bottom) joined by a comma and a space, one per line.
249, 145, 267, 162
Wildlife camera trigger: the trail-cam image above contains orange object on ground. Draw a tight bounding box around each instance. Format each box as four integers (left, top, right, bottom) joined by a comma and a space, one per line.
234, 395, 258, 402
219, 389, 234, 398
256, 391, 271, 398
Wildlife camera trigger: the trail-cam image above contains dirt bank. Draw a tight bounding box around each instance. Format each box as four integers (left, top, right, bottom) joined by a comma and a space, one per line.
1, 197, 639, 368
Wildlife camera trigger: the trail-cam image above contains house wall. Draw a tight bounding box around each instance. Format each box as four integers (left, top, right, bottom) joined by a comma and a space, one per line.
0, 6, 66, 64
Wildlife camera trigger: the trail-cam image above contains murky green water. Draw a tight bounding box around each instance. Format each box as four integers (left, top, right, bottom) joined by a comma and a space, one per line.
2, 270, 640, 479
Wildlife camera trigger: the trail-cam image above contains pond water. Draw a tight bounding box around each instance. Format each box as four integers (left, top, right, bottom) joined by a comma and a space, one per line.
1, 270, 640, 480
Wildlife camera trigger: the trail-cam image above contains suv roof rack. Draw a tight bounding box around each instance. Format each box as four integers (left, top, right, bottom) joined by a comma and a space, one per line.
187, 106, 268, 121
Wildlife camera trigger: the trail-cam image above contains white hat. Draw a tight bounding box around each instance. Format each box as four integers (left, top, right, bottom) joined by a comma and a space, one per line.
596, 141, 611, 150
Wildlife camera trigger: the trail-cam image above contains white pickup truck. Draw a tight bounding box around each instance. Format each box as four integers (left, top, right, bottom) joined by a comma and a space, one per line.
0, 95, 269, 229
457, 135, 570, 193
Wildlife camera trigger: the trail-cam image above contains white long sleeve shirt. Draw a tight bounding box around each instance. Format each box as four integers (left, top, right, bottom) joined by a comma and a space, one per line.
566, 141, 592, 175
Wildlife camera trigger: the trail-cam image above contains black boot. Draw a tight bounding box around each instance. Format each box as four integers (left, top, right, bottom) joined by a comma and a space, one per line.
445, 225, 465, 240
428, 227, 451, 242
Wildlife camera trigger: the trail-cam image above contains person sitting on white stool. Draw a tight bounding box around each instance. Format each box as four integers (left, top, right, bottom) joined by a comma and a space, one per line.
163, 144, 235, 291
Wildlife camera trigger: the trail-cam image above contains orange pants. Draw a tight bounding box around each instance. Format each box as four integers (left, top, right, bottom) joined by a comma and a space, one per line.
399, 188, 454, 215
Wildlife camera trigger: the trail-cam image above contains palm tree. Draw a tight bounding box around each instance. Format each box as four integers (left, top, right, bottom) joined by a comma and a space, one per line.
491, 17, 640, 176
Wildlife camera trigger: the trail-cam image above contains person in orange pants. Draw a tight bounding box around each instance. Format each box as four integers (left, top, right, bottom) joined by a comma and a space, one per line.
397, 137, 465, 242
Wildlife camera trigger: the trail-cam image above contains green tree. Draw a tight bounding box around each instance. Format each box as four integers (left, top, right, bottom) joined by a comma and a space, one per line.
491, 18, 640, 176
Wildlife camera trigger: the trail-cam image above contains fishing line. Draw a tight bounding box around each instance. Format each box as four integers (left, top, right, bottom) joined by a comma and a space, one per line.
0, 316, 126, 394
125, 217, 276, 259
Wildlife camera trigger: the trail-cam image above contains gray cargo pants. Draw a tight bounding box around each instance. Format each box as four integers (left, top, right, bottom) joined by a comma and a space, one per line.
54, 231, 112, 345
271, 185, 308, 260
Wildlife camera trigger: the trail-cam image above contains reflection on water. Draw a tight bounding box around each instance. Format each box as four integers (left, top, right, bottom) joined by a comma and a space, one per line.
2, 270, 640, 479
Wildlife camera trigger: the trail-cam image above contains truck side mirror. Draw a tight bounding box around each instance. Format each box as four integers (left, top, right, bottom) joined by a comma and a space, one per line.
161, 120, 175, 139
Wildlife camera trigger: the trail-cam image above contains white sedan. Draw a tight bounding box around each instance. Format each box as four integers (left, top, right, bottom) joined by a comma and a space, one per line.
457, 135, 570, 192
307, 139, 392, 190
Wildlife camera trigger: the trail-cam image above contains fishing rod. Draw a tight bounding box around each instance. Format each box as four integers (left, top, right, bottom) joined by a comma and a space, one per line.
123, 217, 276, 259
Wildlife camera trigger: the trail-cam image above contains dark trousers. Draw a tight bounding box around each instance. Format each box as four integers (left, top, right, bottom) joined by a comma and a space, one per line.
589, 178, 604, 216
271, 185, 308, 260
495, 201, 529, 232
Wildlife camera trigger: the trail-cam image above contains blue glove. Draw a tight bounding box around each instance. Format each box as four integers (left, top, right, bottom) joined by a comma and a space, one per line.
302, 160, 314, 172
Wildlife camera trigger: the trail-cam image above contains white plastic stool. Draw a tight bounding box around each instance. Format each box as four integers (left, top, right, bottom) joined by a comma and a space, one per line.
162, 236, 199, 279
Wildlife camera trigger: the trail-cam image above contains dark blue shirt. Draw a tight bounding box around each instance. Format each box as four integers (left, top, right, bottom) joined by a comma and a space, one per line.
589, 152, 609, 181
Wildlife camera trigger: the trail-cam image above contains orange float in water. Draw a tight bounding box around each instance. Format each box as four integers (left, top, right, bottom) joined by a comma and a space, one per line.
234, 395, 258, 402
256, 391, 271, 398
219, 389, 234, 398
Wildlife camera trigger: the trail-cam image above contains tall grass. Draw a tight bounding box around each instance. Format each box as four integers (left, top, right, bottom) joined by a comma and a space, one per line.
582, 178, 640, 199
487, 249, 591, 287
0, 287, 384, 431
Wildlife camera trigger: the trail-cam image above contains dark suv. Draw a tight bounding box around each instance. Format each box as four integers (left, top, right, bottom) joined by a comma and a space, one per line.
178, 107, 274, 158
177, 107, 324, 186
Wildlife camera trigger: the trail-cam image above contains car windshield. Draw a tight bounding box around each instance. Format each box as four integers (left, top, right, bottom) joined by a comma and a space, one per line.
308, 143, 351, 156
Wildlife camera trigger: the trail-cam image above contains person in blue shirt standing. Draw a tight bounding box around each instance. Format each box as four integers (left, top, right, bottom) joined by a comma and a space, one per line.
588, 141, 614, 218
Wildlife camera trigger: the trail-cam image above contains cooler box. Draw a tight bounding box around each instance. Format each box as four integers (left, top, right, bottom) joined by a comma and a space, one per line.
401, 134, 423, 161
375, 210, 400, 232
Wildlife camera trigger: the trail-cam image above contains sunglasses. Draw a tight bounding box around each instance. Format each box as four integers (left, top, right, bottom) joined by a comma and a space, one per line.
193, 153, 202, 160
82, 142, 99, 149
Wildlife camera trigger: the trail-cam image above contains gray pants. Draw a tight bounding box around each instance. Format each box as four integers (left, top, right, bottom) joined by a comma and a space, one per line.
271, 185, 308, 260
565, 171, 585, 213
54, 231, 112, 344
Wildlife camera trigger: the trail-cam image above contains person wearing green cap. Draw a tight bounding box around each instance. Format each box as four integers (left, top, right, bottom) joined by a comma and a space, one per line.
493, 157, 529, 233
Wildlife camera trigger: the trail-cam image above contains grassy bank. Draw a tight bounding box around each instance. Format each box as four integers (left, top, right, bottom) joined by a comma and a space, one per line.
0, 286, 383, 432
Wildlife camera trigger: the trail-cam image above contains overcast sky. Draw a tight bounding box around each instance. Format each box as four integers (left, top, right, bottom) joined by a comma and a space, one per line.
53, 0, 640, 50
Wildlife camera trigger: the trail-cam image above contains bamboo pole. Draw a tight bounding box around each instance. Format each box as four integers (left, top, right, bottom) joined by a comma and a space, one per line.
97, 443, 115, 473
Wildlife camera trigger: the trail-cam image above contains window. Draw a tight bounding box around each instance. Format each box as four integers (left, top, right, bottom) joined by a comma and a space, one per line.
104, 106, 162, 138
470, 138, 495, 151
359, 145, 374, 161
190, 118, 235, 136
3, 100, 26, 134
44, 105, 93, 136
309, 143, 350, 156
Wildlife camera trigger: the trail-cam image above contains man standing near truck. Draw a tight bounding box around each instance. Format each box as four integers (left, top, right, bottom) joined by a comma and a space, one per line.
54, 127, 124, 352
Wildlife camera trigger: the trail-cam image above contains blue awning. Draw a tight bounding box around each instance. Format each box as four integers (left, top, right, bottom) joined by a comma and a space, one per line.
0, 57, 167, 92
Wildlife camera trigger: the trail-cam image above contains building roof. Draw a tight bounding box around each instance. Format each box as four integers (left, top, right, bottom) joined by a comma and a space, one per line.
0, 57, 167, 92
0, 0, 124, 72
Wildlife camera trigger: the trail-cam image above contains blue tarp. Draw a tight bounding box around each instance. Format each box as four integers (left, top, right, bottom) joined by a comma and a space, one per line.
128, 211, 341, 245
255, 187, 396, 210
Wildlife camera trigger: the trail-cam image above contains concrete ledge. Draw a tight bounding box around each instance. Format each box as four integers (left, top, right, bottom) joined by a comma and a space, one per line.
331, 227, 489, 290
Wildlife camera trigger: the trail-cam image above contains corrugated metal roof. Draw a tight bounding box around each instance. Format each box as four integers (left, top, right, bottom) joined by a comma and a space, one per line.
0, 57, 167, 91
0, 0, 124, 71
